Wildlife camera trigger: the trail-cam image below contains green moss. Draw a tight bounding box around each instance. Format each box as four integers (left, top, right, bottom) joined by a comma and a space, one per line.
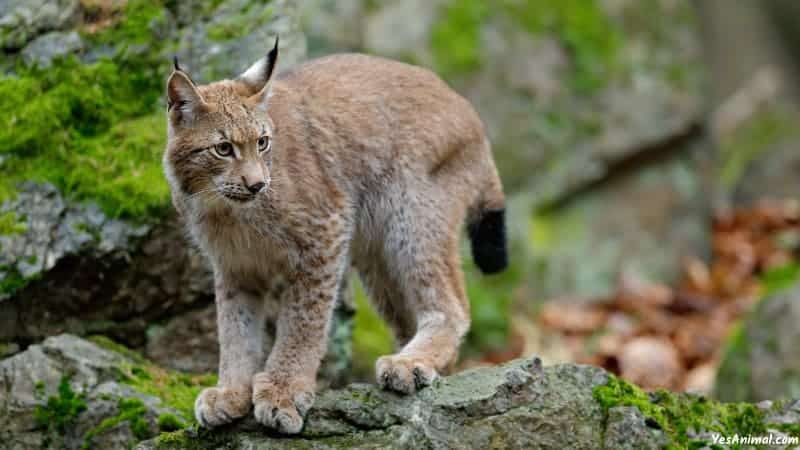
83, 0, 168, 48
760, 263, 800, 297
153, 426, 237, 450
33, 376, 88, 434
207, 3, 273, 42
83, 397, 152, 448
0, 211, 26, 235
157, 413, 187, 432
430, 0, 621, 91
501, 0, 621, 93
430, 0, 489, 78
595, 375, 773, 449
0, 265, 35, 296
90, 336, 215, 423
34, 380, 45, 398
720, 108, 799, 189
89, 335, 149, 364
118, 360, 216, 421
0, 0, 171, 220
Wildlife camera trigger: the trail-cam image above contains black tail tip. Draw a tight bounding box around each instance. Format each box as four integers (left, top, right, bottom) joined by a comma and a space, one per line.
468, 208, 508, 274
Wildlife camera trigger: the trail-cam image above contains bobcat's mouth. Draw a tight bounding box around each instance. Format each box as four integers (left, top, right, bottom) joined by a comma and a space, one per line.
222, 192, 256, 203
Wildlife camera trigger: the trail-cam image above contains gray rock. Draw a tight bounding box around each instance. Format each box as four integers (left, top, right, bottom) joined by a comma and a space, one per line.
0, 334, 186, 450
2, 335, 794, 450
174, 0, 306, 83
145, 280, 355, 387
300, 0, 365, 56
135, 356, 800, 450
0, 182, 213, 347
20, 30, 83, 68
363, 0, 442, 57
603, 406, 668, 450
0, 0, 80, 50
529, 137, 711, 297
716, 282, 800, 402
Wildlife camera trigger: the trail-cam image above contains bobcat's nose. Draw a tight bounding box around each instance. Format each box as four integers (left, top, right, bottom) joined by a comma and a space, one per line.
245, 181, 266, 194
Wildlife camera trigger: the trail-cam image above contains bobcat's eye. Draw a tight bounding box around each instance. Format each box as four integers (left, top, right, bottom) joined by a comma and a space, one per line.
257, 135, 271, 153
213, 142, 234, 158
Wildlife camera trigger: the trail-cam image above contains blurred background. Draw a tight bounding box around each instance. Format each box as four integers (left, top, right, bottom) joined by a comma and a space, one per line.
2, 0, 800, 427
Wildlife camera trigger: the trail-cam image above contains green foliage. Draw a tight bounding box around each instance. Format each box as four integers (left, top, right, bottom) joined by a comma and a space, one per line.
463, 259, 520, 354
83, 397, 152, 448
0, 265, 32, 296
84, 0, 167, 47
0, 0, 171, 219
33, 376, 88, 434
351, 278, 394, 377
157, 413, 187, 432
760, 263, 800, 297
0, 211, 26, 235
430, 0, 489, 77
594, 375, 784, 449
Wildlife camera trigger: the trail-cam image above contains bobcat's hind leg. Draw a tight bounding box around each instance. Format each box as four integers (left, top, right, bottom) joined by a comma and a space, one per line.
372, 198, 470, 395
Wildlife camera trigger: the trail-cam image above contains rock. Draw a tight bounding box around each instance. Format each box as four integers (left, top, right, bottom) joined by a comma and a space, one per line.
603, 407, 668, 450
682, 362, 717, 395
174, 0, 306, 83
144, 281, 355, 387
0, 334, 189, 449
716, 282, 800, 402
699, 0, 800, 208
135, 356, 800, 449
0, 0, 81, 50
0, 182, 213, 347
20, 30, 83, 68
2, 335, 796, 449
363, 0, 441, 57
299, 0, 365, 56
619, 336, 683, 390
529, 138, 711, 297
145, 305, 219, 374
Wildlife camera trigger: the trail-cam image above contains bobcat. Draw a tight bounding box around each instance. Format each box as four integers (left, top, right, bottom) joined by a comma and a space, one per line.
163, 38, 507, 434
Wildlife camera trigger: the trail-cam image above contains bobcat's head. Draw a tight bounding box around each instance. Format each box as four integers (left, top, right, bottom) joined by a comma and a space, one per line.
164, 38, 279, 211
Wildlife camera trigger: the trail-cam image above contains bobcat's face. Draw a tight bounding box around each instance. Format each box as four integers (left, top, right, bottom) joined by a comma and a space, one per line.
164, 40, 279, 210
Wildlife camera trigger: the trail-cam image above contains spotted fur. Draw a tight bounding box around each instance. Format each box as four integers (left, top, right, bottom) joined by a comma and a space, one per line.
164, 43, 506, 434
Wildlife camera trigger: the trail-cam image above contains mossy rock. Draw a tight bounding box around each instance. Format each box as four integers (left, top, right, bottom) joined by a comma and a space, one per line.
133, 356, 800, 449
716, 280, 800, 403
0, 334, 208, 449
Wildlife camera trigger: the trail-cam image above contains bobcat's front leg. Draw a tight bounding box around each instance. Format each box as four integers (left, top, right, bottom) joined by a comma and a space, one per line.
195, 279, 266, 428
252, 252, 344, 434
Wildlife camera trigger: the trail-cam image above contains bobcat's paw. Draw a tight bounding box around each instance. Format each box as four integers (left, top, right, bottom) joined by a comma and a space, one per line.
194, 386, 251, 428
376, 354, 438, 395
252, 373, 315, 434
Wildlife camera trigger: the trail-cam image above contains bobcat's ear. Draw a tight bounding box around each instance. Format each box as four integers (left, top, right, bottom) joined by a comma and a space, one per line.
167, 68, 206, 126
239, 36, 279, 108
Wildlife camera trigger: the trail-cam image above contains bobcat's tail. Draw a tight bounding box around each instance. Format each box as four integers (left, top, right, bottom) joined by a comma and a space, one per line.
468, 147, 508, 274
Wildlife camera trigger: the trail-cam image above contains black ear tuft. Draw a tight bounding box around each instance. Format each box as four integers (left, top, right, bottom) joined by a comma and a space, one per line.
265, 36, 279, 81
173, 55, 181, 72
